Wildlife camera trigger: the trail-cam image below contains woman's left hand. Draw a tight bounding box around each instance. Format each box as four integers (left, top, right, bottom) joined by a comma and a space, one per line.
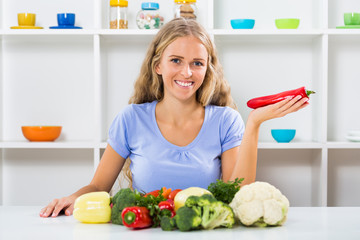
248, 95, 309, 126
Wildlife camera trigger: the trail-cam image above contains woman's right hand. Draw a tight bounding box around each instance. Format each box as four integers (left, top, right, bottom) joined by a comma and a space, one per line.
39, 195, 77, 218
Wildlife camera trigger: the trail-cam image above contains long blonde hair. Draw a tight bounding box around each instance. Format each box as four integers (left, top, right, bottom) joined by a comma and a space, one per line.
121, 18, 236, 189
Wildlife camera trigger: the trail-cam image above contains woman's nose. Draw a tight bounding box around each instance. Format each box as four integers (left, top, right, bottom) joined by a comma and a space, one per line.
181, 64, 192, 78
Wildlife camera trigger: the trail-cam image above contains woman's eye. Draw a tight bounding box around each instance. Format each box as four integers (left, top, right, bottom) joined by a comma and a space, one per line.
171, 58, 180, 64
193, 61, 204, 66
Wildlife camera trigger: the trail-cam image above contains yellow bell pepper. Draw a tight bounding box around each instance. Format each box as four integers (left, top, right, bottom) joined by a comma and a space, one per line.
73, 191, 111, 223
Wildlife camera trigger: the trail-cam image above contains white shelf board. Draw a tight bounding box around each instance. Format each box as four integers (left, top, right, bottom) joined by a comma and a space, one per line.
213, 29, 323, 42
3, 29, 97, 35
327, 29, 360, 35
0, 141, 97, 149
100, 142, 107, 149
258, 142, 324, 149
99, 142, 325, 150
0, 29, 360, 37
212, 29, 323, 36
326, 142, 360, 149
98, 29, 159, 36
2, 141, 356, 150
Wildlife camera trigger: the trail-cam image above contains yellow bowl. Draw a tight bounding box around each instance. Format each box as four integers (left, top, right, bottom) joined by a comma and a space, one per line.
21, 126, 62, 142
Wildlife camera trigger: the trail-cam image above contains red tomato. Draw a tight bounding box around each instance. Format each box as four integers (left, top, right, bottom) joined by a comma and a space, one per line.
168, 189, 182, 200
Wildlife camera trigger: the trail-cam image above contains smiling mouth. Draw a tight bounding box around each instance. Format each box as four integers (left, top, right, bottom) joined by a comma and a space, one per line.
175, 80, 194, 87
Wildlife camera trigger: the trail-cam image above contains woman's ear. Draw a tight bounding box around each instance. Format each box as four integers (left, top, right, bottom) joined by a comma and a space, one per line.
155, 64, 162, 75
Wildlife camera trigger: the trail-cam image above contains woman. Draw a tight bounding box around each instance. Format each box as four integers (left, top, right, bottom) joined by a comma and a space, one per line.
40, 18, 308, 218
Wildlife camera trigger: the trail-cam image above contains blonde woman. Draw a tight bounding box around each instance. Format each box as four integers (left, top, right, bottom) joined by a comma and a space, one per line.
40, 18, 308, 218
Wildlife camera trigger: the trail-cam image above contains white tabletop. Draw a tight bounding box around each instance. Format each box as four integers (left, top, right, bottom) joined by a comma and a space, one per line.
0, 206, 359, 240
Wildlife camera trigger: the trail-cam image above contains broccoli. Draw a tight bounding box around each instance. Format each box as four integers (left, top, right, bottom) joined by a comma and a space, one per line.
182, 194, 235, 230
110, 188, 137, 225
174, 206, 202, 231
185, 194, 216, 208
160, 216, 177, 231
201, 201, 235, 230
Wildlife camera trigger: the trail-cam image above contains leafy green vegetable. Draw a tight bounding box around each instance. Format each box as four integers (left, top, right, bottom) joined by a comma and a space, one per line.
207, 178, 244, 204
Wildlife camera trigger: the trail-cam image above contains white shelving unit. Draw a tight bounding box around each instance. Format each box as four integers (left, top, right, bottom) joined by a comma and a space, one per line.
1, 0, 360, 207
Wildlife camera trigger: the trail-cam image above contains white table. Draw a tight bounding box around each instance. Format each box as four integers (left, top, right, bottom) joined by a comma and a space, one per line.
0, 206, 359, 240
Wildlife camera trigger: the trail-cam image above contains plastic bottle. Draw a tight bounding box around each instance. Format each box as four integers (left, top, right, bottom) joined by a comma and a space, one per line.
110, 0, 128, 29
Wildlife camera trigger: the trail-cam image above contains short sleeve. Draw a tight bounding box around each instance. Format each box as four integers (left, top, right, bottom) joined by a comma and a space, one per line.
107, 107, 131, 159
220, 108, 245, 153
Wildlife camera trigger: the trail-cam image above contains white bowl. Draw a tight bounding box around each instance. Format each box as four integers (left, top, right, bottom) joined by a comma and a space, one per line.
347, 130, 360, 136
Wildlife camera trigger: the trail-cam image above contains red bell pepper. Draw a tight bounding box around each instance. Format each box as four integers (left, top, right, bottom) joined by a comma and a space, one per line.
144, 190, 160, 197
247, 86, 315, 109
159, 200, 176, 218
121, 206, 153, 229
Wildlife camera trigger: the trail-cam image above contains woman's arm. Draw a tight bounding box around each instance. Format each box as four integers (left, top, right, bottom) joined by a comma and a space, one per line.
40, 144, 126, 217
222, 95, 309, 185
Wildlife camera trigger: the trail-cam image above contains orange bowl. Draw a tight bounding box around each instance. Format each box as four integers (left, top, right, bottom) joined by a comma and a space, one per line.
21, 126, 62, 142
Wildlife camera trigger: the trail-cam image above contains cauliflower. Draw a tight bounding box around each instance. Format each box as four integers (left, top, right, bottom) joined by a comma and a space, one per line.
229, 181, 289, 227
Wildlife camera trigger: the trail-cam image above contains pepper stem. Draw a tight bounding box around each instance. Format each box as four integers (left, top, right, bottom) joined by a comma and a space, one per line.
124, 211, 136, 225
306, 90, 316, 96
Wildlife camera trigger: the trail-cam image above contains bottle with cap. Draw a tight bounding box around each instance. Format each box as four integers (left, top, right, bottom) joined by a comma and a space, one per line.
136, 2, 164, 29
110, 0, 128, 29
174, 0, 197, 20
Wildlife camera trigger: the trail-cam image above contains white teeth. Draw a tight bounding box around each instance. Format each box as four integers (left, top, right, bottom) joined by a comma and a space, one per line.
176, 80, 193, 87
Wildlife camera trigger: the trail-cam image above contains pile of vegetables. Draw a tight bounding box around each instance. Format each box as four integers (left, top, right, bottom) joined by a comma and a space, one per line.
73, 178, 290, 231
111, 187, 178, 228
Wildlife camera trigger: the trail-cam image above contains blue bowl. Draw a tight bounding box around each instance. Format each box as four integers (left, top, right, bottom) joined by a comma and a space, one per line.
230, 19, 255, 29
271, 129, 296, 143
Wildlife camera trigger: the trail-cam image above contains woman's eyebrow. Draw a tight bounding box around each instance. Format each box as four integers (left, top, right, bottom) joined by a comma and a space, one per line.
168, 55, 206, 61
168, 55, 184, 59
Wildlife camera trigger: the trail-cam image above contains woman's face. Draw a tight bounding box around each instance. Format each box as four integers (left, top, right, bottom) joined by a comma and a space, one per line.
155, 36, 208, 103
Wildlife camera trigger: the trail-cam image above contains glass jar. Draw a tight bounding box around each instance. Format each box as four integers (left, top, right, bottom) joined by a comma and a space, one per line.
110, 0, 128, 29
136, 2, 164, 29
174, 0, 197, 20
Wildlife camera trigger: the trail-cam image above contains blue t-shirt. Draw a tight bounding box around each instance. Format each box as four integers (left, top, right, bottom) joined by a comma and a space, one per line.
107, 100, 245, 193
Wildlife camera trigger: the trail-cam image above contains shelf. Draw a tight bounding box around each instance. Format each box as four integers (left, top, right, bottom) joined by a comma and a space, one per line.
0, 29, 360, 39
2, 142, 358, 150
258, 142, 323, 149
257, 148, 323, 206
326, 142, 360, 149
327, 29, 360, 35
3, 29, 97, 35
0, 141, 98, 149
328, 149, 360, 206
1, 0, 360, 207
2, 148, 94, 205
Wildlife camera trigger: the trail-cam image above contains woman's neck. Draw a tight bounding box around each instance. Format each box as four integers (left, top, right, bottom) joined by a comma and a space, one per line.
156, 98, 203, 125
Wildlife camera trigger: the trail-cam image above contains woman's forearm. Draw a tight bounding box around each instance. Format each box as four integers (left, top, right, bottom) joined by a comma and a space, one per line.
230, 116, 260, 185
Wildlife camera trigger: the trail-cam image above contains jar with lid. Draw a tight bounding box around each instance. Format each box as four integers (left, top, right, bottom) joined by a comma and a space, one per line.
110, 0, 128, 29
174, 0, 197, 20
136, 2, 164, 29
